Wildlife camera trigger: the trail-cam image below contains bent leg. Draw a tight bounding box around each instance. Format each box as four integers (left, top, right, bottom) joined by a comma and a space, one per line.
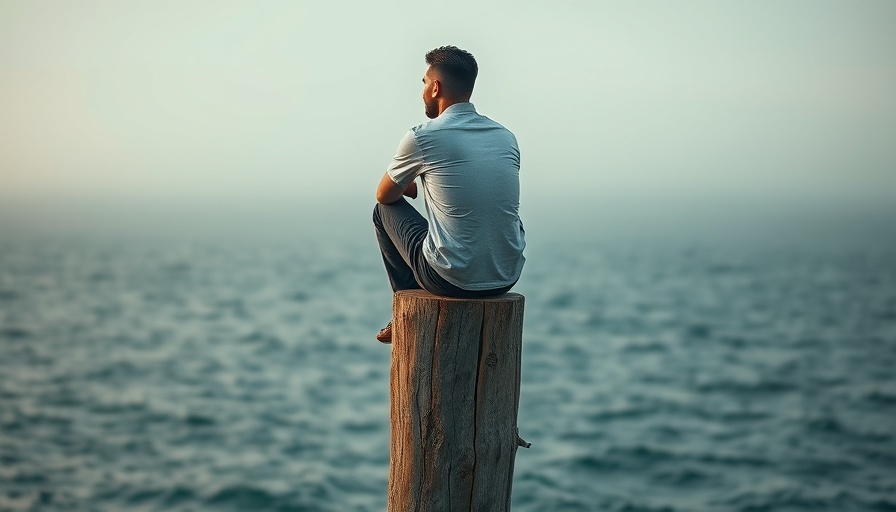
372, 199, 428, 292
373, 198, 518, 298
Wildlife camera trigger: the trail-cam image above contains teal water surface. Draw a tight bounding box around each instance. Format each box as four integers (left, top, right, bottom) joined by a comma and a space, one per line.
1, 225, 895, 511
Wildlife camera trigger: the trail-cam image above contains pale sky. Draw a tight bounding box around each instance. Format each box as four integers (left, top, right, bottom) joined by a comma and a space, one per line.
1, 1, 894, 237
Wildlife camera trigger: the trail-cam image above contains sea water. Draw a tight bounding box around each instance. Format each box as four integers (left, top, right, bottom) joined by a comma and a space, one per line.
1, 218, 895, 511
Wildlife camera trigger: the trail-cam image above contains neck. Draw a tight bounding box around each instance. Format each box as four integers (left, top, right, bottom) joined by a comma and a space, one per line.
436, 98, 469, 116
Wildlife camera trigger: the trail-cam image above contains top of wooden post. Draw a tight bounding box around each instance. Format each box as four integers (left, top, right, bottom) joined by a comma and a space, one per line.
394, 289, 523, 303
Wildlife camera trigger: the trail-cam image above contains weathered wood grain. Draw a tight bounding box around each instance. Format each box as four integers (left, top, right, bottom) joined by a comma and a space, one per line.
388, 290, 525, 512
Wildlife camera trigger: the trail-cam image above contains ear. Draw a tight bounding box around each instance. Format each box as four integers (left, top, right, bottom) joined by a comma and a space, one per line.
430, 79, 441, 98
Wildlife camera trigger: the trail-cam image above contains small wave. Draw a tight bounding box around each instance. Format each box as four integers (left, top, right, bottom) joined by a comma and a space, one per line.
0, 289, 20, 301
204, 483, 334, 510
684, 323, 713, 339
184, 413, 217, 427
803, 415, 892, 442
877, 299, 896, 321
89, 400, 148, 415
313, 269, 338, 283
705, 262, 751, 275
162, 486, 198, 507
694, 451, 771, 468
868, 498, 896, 511
865, 389, 896, 406
288, 291, 310, 303
721, 487, 868, 512
4, 469, 47, 485
805, 415, 848, 435
650, 467, 713, 486
693, 378, 796, 395
514, 469, 561, 490
545, 292, 576, 309
206, 484, 277, 508
620, 340, 667, 353
162, 262, 192, 274
240, 331, 285, 348
568, 453, 623, 472
607, 444, 676, 463
341, 420, 379, 433
687, 407, 771, 423
584, 312, 603, 327
84, 360, 145, 381
125, 485, 197, 507
212, 298, 249, 319
558, 429, 605, 442
560, 445, 682, 475
786, 456, 860, 478
0, 327, 30, 339
88, 271, 115, 283
646, 425, 684, 441
4, 407, 73, 429
0, 453, 21, 467
716, 410, 771, 422
588, 405, 653, 421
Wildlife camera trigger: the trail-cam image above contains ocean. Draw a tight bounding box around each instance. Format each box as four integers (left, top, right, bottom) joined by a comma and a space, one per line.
1, 218, 895, 511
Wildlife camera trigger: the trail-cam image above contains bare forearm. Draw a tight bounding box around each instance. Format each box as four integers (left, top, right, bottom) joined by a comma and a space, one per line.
377, 174, 417, 204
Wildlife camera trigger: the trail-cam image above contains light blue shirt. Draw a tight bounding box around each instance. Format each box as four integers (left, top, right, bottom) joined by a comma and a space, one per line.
386, 103, 526, 290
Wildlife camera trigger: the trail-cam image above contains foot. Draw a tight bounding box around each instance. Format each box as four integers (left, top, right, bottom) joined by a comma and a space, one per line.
376, 322, 392, 344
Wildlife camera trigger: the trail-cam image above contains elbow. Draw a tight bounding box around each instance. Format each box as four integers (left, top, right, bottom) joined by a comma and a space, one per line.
376, 188, 400, 205
376, 175, 404, 204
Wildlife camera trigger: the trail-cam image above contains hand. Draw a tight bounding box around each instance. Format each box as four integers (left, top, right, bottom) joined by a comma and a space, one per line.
403, 181, 418, 199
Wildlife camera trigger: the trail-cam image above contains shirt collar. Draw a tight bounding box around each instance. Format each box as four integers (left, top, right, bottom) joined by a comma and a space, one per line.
441, 102, 477, 116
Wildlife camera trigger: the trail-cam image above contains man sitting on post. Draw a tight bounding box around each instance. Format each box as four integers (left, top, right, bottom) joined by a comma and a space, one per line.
372, 45, 526, 344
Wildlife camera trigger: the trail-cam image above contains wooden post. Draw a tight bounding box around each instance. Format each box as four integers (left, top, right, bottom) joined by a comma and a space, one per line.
388, 289, 527, 512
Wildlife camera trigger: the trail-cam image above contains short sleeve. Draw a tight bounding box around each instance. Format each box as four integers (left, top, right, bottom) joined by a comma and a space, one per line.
386, 130, 424, 187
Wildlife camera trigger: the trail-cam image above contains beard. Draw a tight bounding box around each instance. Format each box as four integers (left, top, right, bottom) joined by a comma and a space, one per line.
424, 98, 438, 119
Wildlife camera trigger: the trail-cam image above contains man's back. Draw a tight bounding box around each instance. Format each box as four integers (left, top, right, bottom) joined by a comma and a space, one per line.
403, 103, 525, 290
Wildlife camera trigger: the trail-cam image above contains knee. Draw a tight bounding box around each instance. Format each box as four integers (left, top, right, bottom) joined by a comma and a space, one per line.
373, 197, 408, 227
372, 202, 383, 226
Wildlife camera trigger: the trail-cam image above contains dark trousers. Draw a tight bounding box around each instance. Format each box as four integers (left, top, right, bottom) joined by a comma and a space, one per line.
372, 199, 515, 299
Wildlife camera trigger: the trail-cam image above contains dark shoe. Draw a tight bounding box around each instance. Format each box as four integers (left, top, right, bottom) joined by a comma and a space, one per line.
376, 322, 392, 344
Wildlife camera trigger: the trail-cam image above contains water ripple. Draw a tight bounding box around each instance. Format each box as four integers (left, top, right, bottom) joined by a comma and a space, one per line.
1, 235, 894, 511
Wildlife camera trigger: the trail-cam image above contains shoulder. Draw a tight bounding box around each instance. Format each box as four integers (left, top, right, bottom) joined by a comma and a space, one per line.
391, 129, 424, 161
409, 116, 447, 137
478, 113, 515, 133
478, 114, 519, 147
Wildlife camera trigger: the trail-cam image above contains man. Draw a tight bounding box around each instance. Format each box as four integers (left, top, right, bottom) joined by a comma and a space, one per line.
372, 45, 526, 344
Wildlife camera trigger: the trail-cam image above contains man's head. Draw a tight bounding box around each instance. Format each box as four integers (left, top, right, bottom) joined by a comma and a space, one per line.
422, 45, 478, 118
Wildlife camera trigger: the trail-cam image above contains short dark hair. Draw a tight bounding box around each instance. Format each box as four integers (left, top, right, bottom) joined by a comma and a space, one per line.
425, 45, 478, 98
